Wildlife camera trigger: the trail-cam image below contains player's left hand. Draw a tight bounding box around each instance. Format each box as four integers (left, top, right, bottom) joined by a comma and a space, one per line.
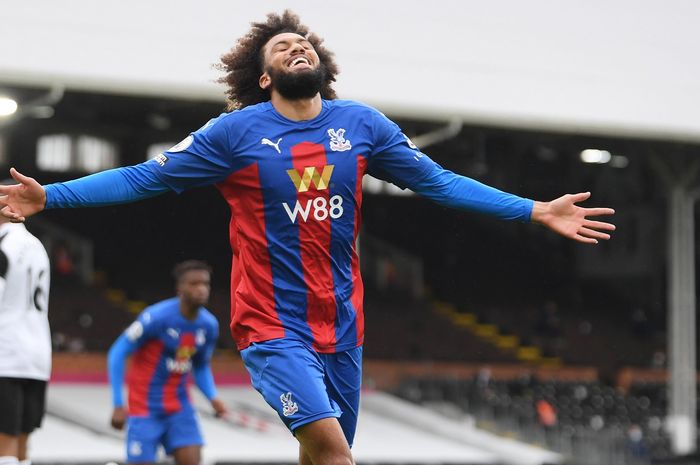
211, 398, 229, 418
531, 192, 615, 244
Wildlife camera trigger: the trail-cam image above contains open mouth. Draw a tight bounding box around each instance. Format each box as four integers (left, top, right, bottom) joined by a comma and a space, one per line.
288, 56, 312, 69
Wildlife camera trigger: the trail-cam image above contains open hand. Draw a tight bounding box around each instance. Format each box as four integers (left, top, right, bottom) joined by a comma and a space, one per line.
531, 192, 615, 244
0, 168, 46, 222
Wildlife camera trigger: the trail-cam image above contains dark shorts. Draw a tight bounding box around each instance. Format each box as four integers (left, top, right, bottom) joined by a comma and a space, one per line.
241, 339, 363, 447
0, 377, 47, 435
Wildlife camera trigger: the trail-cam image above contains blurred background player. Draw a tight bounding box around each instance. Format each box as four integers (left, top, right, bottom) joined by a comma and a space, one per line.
107, 260, 227, 465
0, 209, 51, 465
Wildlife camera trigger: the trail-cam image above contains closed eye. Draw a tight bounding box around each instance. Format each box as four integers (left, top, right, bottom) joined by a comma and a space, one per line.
272, 39, 312, 52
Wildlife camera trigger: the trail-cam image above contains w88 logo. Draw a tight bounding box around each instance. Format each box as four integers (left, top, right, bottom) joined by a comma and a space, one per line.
283, 195, 344, 223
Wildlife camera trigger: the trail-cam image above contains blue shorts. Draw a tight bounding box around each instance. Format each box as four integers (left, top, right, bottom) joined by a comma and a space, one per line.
241, 339, 362, 447
126, 408, 203, 463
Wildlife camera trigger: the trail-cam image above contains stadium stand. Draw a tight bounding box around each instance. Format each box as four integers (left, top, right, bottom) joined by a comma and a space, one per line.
394, 374, 682, 465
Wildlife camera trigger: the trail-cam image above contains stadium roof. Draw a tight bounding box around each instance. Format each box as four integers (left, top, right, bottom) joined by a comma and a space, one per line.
2, 0, 699, 142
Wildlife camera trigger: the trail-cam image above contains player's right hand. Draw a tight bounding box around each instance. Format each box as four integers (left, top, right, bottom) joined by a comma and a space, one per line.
0, 168, 47, 222
110, 407, 127, 430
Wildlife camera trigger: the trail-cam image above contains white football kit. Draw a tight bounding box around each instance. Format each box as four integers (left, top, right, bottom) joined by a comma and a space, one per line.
0, 223, 51, 380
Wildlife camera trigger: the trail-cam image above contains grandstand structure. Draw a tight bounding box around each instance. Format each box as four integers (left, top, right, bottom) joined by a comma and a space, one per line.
2, 1, 700, 464
37, 379, 560, 465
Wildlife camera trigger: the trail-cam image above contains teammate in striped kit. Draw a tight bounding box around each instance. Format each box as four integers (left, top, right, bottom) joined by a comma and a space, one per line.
107, 260, 227, 465
0, 10, 615, 465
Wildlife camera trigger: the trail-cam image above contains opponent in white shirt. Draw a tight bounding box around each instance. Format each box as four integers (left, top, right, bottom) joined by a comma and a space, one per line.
0, 219, 51, 465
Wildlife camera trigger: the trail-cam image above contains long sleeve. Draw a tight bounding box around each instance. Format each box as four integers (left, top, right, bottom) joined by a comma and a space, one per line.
192, 317, 218, 401
44, 163, 169, 209
192, 362, 217, 401
43, 112, 247, 206
405, 163, 533, 221
367, 108, 533, 221
107, 334, 138, 408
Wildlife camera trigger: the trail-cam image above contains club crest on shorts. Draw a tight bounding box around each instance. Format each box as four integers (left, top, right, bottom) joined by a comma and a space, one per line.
327, 128, 352, 152
280, 392, 299, 417
129, 441, 142, 457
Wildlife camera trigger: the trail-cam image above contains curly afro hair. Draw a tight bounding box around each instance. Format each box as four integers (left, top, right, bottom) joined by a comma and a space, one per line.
217, 10, 339, 110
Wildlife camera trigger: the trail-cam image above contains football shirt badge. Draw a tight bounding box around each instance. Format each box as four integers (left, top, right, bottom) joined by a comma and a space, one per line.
327, 128, 352, 152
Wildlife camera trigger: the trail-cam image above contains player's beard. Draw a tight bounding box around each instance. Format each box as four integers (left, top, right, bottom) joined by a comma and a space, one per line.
267, 64, 325, 100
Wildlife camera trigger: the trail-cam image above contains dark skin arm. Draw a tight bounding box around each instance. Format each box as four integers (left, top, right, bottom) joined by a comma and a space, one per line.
110, 406, 127, 430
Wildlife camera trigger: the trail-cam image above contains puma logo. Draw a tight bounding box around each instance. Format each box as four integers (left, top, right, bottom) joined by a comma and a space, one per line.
261, 137, 282, 154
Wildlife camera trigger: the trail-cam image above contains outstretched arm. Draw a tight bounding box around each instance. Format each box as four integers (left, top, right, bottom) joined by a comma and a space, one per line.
367, 108, 615, 243
0, 113, 244, 221
531, 192, 615, 244
0, 164, 169, 222
412, 170, 615, 244
371, 157, 615, 243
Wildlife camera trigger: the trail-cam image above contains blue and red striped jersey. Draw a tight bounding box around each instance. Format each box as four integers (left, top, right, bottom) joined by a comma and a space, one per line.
145, 99, 533, 354
109, 298, 219, 416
